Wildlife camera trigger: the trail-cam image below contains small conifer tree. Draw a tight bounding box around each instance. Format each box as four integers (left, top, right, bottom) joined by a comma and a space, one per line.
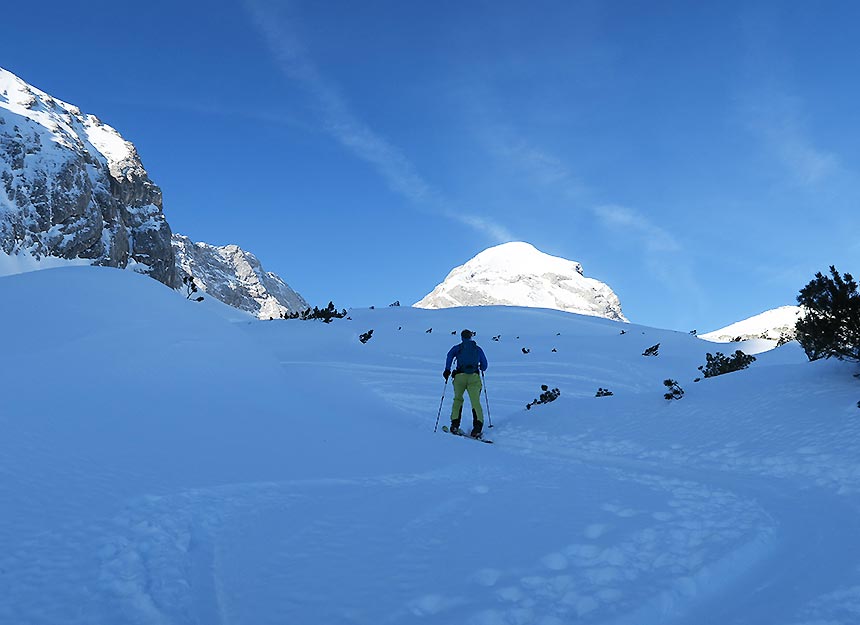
795, 266, 860, 362
642, 343, 660, 357
663, 379, 684, 400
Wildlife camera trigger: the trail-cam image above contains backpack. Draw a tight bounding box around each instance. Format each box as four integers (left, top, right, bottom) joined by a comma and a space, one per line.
456, 339, 481, 374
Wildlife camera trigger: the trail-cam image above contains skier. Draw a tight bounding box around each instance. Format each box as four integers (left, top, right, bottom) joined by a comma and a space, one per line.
443, 329, 488, 437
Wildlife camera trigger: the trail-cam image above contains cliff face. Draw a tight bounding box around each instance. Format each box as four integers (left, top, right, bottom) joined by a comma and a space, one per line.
0, 67, 311, 318
0, 67, 176, 286
173, 235, 309, 319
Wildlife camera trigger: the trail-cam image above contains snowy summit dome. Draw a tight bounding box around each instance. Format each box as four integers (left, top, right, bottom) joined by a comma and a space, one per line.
415, 242, 627, 322
699, 306, 804, 343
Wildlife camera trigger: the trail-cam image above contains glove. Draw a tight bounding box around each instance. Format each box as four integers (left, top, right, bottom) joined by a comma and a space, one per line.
443, 369, 451, 381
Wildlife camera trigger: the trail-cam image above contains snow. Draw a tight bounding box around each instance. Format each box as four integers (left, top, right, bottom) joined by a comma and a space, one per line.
82, 114, 135, 167
2, 266, 860, 624
416, 242, 627, 322
0, 67, 131, 170
701, 306, 804, 343
0, 249, 91, 277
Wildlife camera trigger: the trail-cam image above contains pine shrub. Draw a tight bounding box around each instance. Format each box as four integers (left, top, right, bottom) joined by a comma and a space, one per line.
697, 351, 756, 378
663, 379, 684, 400
284, 301, 347, 323
642, 343, 660, 357
796, 266, 860, 362
182, 275, 204, 302
526, 385, 561, 410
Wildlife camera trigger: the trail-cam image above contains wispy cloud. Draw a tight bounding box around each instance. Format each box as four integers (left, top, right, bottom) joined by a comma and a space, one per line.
483, 132, 704, 309
738, 7, 841, 187
131, 98, 312, 132
477, 122, 591, 201
591, 204, 681, 254
496, 140, 584, 189
590, 203, 703, 309
742, 89, 839, 186
243, 0, 512, 242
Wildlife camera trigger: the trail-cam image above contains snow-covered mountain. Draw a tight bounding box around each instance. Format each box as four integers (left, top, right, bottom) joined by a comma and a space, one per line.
173, 234, 308, 319
0, 67, 176, 286
416, 241, 627, 322
700, 305, 804, 343
0, 67, 308, 318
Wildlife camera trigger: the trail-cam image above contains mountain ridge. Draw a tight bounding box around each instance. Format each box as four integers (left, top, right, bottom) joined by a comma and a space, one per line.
0, 66, 307, 319
172, 234, 308, 319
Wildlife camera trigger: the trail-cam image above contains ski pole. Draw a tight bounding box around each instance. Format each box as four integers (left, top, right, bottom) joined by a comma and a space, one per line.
481, 370, 493, 428
434, 378, 449, 433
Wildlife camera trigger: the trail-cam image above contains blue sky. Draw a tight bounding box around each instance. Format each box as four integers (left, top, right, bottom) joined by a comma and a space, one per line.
3, 0, 859, 331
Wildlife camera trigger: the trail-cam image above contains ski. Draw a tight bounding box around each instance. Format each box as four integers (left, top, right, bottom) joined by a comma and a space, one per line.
442, 425, 494, 444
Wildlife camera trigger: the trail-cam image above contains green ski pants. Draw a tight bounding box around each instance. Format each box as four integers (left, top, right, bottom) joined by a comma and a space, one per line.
451, 373, 484, 423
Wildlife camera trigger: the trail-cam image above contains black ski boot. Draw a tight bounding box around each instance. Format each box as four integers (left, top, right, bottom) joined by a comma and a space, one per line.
470, 417, 484, 439
450, 418, 461, 435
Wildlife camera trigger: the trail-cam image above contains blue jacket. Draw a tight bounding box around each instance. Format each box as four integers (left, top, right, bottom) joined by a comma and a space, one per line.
445, 339, 488, 373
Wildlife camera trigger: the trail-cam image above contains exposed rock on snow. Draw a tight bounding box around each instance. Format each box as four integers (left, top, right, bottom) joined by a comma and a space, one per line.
0, 66, 175, 286
415, 241, 627, 322
173, 234, 308, 319
700, 306, 804, 343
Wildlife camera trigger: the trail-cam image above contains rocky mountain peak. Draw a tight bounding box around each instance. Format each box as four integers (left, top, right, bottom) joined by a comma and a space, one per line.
415, 242, 627, 322
0, 67, 176, 286
1, 67, 309, 319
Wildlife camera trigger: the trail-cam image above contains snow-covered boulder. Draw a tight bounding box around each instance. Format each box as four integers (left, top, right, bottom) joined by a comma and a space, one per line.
172, 234, 308, 319
415, 241, 627, 322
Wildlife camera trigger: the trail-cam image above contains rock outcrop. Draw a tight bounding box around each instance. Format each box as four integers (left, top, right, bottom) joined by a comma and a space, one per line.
0, 67, 310, 319
0, 67, 175, 286
173, 235, 308, 319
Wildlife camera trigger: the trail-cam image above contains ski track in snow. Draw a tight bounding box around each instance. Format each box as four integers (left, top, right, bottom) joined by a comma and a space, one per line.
0, 465, 775, 625
10, 417, 851, 624
3, 275, 860, 625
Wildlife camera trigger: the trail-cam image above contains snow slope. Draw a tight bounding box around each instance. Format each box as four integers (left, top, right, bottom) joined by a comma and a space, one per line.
2, 267, 859, 625
416, 242, 627, 322
700, 306, 804, 343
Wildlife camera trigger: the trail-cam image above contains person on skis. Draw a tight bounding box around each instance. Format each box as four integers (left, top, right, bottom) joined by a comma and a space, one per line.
443, 329, 488, 438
